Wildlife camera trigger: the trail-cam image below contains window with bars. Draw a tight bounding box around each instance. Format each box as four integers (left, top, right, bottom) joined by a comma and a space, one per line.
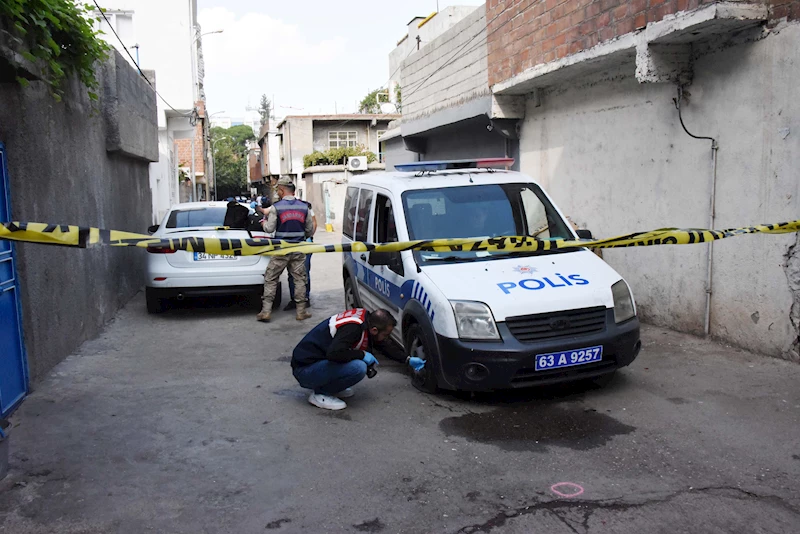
329, 131, 358, 149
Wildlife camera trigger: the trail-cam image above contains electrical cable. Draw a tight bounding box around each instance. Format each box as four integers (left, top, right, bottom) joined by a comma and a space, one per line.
673, 86, 716, 144
92, 0, 196, 121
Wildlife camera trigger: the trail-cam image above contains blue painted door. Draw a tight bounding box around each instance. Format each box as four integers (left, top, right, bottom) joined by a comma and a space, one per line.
0, 142, 29, 418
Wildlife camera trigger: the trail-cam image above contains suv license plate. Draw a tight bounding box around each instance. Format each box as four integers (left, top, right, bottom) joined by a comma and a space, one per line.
193, 252, 237, 261
535, 346, 603, 371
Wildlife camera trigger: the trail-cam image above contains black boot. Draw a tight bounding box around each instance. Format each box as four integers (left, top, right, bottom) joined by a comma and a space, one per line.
283, 300, 297, 311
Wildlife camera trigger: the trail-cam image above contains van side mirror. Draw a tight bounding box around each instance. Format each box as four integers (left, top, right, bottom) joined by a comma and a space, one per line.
148, 224, 159, 235
576, 229, 593, 240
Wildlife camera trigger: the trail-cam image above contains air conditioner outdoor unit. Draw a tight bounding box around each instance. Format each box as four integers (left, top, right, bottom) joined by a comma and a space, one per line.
347, 156, 367, 172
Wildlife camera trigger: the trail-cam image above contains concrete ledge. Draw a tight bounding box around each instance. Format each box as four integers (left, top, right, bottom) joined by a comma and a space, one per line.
303, 163, 386, 174
102, 50, 159, 162
493, 2, 768, 94
401, 94, 492, 137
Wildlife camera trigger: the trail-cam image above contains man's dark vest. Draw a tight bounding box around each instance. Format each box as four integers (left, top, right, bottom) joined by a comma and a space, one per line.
273, 199, 308, 242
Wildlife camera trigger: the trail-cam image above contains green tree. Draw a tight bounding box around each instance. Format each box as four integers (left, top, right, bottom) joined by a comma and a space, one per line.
358, 87, 389, 114
259, 94, 271, 127
211, 125, 255, 199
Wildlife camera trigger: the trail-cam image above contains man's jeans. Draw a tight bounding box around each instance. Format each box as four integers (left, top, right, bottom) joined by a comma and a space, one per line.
293, 359, 367, 396
288, 247, 312, 301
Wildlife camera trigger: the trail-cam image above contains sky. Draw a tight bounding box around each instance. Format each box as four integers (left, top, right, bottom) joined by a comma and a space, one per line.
197, 0, 485, 121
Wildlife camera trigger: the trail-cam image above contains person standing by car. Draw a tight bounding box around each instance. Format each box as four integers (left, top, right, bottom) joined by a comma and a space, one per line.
285, 200, 317, 310
291, 308, 426, 410
257, 177, 313, 322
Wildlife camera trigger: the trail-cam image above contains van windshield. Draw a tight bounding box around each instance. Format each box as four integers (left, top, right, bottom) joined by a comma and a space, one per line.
401, 183, 574, 264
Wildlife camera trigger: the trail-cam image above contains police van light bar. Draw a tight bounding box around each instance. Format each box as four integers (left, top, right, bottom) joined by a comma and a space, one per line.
395, 158, 515, 172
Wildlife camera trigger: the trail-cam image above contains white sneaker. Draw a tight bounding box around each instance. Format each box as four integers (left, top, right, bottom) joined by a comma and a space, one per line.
308, 393, 347, 411
336, 388, 355, 399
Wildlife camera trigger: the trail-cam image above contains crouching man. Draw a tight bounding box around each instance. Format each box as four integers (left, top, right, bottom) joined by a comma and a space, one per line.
291, 308, 424, 411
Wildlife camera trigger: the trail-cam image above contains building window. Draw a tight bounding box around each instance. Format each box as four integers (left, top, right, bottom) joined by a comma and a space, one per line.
329, 131, 358, 149
93, 11, 135, 46
376, 130, 386, 163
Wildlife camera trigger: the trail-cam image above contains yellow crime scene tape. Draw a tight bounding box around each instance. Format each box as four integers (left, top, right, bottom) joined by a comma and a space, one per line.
0, 220, 799, 256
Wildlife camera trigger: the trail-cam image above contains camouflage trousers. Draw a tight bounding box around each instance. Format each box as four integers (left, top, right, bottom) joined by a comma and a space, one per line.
262, 252, 308, 308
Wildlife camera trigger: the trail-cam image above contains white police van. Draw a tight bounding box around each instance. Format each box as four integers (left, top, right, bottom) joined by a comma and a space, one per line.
341, 158, 641, 392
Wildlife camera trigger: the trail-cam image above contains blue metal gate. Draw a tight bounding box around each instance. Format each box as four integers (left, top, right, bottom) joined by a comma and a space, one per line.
0, 142, 29, 418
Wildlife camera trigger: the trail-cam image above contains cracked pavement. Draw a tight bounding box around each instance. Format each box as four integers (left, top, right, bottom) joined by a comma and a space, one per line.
1, 232, 800, 533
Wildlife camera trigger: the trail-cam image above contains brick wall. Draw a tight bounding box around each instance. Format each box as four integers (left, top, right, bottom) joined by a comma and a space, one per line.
487, 0, 798, 86
175, 120, 206, 175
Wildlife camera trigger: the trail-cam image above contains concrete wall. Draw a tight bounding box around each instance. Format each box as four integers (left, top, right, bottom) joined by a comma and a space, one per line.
519, 23, 800, 359
0, 50, 157, 381
311, 121, 394, 155
401, 6, 488, 122
388, 6, 482, 105
279, 118, 313, 177
383, 135, 418, 171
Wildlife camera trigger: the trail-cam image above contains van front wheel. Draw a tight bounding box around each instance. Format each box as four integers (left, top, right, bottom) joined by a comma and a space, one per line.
405, 323, 438, 394
344, 277, 360, 309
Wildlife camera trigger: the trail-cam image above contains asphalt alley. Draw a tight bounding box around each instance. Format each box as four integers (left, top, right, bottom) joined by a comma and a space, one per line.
1, 232, 799, 533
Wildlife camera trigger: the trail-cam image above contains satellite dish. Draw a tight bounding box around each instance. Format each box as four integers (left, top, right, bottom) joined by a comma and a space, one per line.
380, 102, 397, 114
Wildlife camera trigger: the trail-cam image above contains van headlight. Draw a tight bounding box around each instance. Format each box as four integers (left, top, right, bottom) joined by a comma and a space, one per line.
451, 301, 500, 340
612, 280, 636, 323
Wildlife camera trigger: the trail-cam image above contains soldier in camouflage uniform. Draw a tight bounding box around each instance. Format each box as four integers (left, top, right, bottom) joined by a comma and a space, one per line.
257, 177, 313, 322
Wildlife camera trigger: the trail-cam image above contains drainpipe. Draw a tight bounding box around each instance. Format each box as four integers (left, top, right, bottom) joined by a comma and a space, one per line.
674, 86, 719, 336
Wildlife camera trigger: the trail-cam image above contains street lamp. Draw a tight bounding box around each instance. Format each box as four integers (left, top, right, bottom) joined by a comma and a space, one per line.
211, 135, 232, 201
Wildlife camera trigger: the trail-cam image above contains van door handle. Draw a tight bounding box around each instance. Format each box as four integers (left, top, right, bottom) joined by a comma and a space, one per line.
360, 254, 367, 261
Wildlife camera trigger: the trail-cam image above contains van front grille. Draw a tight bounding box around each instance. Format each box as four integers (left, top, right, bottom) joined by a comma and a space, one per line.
505, 306, 607, 343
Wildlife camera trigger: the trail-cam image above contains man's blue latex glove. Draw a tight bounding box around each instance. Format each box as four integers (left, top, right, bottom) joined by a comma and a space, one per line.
306, 237, 313, 242
408, 356, 426, 372
363, 352, 379, 367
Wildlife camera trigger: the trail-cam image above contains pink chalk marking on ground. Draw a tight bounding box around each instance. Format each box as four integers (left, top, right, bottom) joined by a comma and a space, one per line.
550, 482, 584, 498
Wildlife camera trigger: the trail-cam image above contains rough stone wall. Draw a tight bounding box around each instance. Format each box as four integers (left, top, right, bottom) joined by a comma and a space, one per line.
487, 0, 798, 87
401, 6, 489, 121
518, 23, 800, 359
0, 50, 157, 381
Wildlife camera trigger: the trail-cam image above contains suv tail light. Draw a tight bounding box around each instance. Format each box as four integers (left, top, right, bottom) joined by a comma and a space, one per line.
146, 246, 177, 254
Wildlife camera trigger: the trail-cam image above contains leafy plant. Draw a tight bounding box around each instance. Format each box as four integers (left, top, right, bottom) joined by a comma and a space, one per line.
303, 145, 377, 168
0, 0, 110, 101
394, 85, 402, 113
358, 87, 389, 114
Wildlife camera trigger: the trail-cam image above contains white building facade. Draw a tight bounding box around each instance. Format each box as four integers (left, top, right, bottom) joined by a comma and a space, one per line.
92, 0, 209, 223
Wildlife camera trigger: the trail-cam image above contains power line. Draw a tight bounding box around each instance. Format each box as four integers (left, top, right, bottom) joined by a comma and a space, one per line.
92, 0, 196, 121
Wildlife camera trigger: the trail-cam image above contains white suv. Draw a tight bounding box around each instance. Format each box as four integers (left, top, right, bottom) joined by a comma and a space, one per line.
144, 202, 279, 313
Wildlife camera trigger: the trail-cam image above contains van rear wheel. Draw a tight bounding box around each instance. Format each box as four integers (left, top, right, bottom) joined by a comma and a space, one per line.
405, 323, 438, 393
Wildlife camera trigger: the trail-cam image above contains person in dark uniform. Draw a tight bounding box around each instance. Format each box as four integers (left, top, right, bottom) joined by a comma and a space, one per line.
291, 308, 425, 411
257, 177, 313, 322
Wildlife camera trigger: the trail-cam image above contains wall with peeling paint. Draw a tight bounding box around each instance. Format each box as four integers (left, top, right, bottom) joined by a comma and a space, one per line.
520, 23, 800, 359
